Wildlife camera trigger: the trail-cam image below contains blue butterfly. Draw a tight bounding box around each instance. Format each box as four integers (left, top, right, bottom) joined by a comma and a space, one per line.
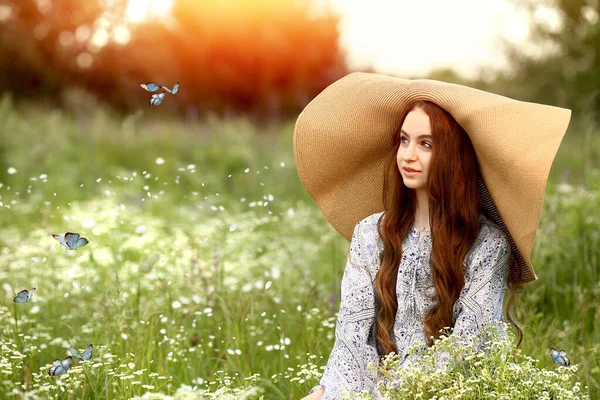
48, 356, 72, 376
140, 82, 161, 92
550, 347, 571, 366
69, 344, 93, 360
161, 82, 179, 95
150, 91, 166, 106
13, 287, 36, 303
52, 232, 89, 250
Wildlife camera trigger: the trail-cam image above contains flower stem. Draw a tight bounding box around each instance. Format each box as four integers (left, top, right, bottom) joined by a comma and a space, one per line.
12, 301, 20, 349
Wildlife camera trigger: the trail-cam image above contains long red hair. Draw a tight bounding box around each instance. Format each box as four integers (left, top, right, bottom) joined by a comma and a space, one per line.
374, 100, 523, 356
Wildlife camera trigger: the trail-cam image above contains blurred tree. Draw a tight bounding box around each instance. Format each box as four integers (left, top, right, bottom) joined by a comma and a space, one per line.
0, 0, 349, 120
489, 0, 600, 122
0, 0, 106, 97
424, 68, 473, 86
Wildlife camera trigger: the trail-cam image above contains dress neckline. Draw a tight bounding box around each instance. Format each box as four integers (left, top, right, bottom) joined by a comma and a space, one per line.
410, 225, 431, 243
410, 226, 431, 234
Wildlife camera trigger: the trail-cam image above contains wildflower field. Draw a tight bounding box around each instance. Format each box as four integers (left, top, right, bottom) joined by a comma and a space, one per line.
0, 96, 599, 399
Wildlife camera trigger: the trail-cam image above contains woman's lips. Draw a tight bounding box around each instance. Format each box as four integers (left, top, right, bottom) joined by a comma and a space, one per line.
403, 168, 421, 176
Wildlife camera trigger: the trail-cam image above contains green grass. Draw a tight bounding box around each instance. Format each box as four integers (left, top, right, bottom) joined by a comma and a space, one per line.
0, 93, 598, 399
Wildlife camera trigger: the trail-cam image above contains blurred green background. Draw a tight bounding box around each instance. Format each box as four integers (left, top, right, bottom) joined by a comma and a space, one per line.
0, 0, 599, 399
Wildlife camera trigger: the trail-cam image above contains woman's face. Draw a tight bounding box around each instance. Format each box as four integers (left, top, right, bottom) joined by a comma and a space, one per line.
396, 107, 432, 190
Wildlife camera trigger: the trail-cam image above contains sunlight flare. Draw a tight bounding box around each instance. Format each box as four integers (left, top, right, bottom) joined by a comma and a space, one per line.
125, 0, 173, 23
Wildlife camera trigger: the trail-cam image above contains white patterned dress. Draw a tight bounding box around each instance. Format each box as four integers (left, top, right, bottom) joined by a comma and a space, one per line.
317, 211, 511, 399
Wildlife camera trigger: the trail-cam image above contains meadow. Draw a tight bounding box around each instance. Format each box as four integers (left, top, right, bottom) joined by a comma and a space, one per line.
0, 93, 599, 399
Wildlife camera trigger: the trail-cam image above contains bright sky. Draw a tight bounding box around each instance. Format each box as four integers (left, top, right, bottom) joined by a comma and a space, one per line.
113, 0, 561, 81
125, 0, 173, 23
322, 0, 557, 79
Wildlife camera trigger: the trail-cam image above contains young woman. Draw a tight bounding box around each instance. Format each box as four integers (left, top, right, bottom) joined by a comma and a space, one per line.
294, 72, 571, 399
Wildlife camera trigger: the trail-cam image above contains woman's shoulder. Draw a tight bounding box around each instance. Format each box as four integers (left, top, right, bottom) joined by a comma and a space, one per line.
358, 211, 386, 244
350, 211, 385, 273
358, 211, 385, 226
368, 211, 385, 225
353, 211, 384, 242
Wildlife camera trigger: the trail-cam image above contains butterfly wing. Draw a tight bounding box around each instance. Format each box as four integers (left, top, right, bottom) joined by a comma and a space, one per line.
150, 92, 166, 106
63, 233, 80, 249
171, 82, 179, 95
140, 82, 161, 92
52, 234, 69, 249
81, 344, 93, 360
51, 365, 66, 375
72, 237, 89, 250
61, 356, 72, 371
558, 349, 570, 366
550, 348, 558, 362
48, 359, 62, 376
69, 349, 82, 359
556, 356, 568, 366
13, 289, 29, 303
160, 85, 172, 94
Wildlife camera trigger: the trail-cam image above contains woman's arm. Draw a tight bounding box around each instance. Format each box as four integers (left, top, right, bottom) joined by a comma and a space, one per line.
314, 218, 381, 399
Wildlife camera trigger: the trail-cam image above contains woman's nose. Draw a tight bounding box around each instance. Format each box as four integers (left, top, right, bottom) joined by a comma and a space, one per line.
403, 144, 417, 160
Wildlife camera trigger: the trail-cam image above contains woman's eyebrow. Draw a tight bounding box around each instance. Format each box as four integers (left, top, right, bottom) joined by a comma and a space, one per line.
400, 129, 432, 139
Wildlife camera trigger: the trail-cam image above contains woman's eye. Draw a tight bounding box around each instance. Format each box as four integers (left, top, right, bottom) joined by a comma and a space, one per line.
401, 137, 431, 148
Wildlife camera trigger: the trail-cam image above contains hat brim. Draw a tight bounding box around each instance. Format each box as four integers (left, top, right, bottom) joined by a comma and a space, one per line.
293, 72, 572, 284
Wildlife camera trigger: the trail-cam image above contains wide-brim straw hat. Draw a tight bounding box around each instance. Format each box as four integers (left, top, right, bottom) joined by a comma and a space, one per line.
293, 72, 572, 284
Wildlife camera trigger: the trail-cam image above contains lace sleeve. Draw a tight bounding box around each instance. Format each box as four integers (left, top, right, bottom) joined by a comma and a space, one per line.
318, 219, 382, 399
